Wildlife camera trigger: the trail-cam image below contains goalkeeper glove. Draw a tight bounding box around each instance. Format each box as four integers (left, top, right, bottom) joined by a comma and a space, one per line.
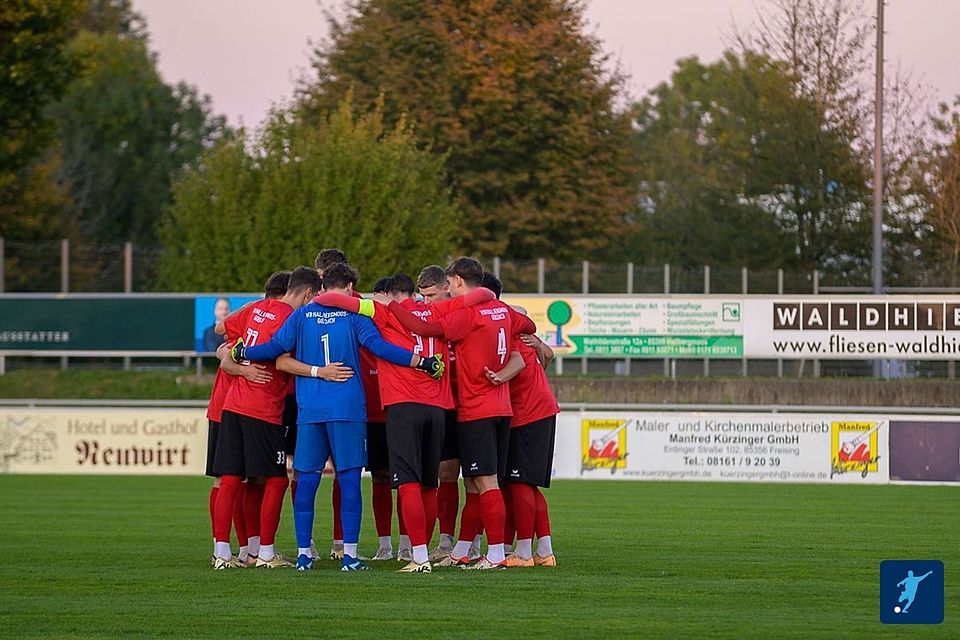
229, 337, 247, 363
415, 354, 445, 380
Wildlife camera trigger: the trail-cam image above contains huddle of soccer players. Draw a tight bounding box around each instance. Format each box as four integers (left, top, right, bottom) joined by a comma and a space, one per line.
204, 251, 558, 572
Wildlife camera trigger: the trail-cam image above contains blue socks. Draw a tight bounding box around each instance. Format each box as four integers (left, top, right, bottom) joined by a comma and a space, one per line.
337, 467, 362, 546
293, 471, 322, 549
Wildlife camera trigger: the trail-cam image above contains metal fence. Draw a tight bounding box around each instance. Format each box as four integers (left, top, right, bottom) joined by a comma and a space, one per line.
3, 237, 958, 295
1, 238, 958, 380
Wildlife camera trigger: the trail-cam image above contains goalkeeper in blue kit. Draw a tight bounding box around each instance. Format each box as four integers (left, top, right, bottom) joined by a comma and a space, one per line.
232, 263, 444, 571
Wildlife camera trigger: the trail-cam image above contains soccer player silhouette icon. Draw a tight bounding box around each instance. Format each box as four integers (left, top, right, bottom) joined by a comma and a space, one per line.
897, 570, 933, 613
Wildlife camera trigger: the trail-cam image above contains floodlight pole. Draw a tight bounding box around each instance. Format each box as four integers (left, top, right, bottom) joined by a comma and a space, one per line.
872, 0, 884, 293
872, 0, 885, 377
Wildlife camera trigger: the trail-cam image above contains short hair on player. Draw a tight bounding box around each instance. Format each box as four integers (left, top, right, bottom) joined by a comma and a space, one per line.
417, 265, 447, 289
445, 257, 484, 286
322, 262, 359, 290
480, 271, 503, 299
264, 271, 291, 298
389, 273, 416, 296
372, 276, 392, 294
314, 248, 347, 273
288, 266, 322, 294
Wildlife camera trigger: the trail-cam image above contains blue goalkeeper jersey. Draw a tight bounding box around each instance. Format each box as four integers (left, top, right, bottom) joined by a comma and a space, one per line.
242, 302, 415, 424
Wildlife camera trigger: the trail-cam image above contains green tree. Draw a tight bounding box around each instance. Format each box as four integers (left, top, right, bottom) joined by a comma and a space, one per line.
0, 0, 84, 199
299, 0, 637, 261
50, 30, 226, 244
631, 52, 867, 272
158, 98, 459, 291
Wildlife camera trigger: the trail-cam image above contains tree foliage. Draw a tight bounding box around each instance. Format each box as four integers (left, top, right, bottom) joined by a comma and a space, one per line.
631, 52, 868, 272
157, 98, 459, 291
299, 0, 637, 261
0, 0, 84, 196
50, 30, 226, 244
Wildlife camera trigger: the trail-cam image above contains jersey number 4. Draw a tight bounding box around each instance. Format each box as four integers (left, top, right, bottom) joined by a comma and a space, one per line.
497, 327, 507, 365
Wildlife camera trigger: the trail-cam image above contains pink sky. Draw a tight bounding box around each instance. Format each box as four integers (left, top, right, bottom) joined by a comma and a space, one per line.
134, 0, 960, 129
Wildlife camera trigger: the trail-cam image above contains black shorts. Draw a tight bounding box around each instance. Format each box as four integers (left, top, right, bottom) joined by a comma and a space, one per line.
205, 420, 220, 477
504, 415, 557, 488
441, 410, 459, 461
366, 421, 389, 472
282, 395, 298, 456
457, 416, 510, 478
386, 403, 445, 488
211, 410, 287, 478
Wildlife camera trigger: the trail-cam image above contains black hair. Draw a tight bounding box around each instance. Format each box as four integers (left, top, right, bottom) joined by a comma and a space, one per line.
480, 271, 502, 299
389, 273, 416, 296
445, 256, 484, 286
264, 271, 291, 298
322, 262, 359, 290
314, 248, 347, 274
372, 276, 393, 294
288, 266, 322, 293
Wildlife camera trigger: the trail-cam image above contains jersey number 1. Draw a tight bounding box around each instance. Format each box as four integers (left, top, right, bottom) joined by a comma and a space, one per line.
320, 334, 330, 366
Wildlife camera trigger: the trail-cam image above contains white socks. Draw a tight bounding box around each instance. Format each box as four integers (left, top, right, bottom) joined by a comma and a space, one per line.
487, 543, 505, 564
452, 540, 472, 558
298, 547, 311, 558
214, 541, 231, 560
332, 539, 343, 548
259, 544, 275, 562
344, 542, 358, 558
439, 533, 454, 549
515, 539, 533, 560
537, 535, 553, 557
247, 535, 260, 557
412, 544, 429, 564
398, 534, 411, 551
471, 534, 482, 548
378, 536, 393, 551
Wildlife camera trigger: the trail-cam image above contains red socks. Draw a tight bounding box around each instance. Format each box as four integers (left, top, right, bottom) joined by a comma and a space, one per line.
208, 486, 219, 538
457, 492, 481, 542
214, 475, 242, 543
437, 481, 460, 537
421, 487, 438, 544
398, 483, 427, 547
397, 489, 407, 535
371, 481, 393, 538
332, 478, 343, 540
478, 489, 506, 546
232, 481, 248, 546
259, 476, 289, 546
244, 482, 264, 541
534, 487, 551, 538
501, 484, 516, 546
510, 483, 536, 541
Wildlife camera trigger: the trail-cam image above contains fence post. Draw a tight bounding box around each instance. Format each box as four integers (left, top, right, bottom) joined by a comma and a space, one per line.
624, 262, 634, 375
812, 270, 820, 378
703, 266, 710, 377
663, 264, 670, 377
537, 258, 545, 294
0, 235, 5, 293
60, 238, 70, 293
123, 241, 133, 370
777, 268, 784, 378
741, 267, 748, 377
492, 256, 501, 278
124, 242, 133, 293
60, 239, 70, 371
581, 260, 589, 375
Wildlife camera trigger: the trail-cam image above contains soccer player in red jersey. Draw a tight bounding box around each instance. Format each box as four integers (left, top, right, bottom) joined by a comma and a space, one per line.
315, 272, 495, 572
389, 258, 533, 569
480, 274, 559, 568
204, 271, 287, 567
210, 266, 321, 569
415, 265, 477, 561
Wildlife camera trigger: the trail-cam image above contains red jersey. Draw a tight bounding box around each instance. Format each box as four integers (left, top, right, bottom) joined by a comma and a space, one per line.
439, 299, 516, 422
222, 298, 293, 425
508, 337, 559, 427
372, 298, 454, 410
353, 292, 385, 423
205, 304, 253, 423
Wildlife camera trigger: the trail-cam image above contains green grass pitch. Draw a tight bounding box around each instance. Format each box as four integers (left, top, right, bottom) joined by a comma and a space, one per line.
0, 476, 956, 639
